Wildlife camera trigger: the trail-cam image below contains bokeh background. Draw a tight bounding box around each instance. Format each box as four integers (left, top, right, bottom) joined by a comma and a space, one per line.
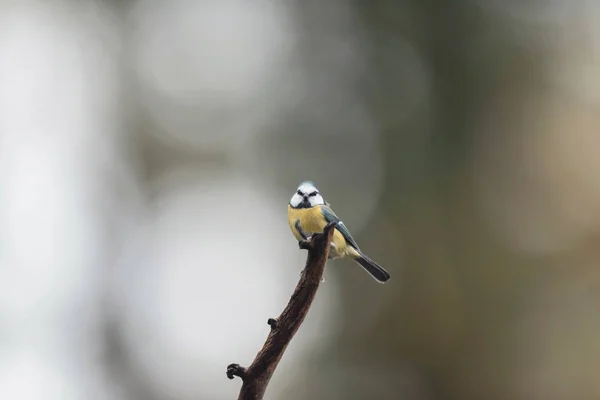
2, 1, 600, 399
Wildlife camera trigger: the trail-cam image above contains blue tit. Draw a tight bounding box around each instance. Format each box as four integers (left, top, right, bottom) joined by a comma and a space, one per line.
287, 181, 391, 283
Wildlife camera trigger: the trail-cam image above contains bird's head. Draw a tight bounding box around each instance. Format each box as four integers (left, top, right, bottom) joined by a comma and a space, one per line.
290, 181, 325, 209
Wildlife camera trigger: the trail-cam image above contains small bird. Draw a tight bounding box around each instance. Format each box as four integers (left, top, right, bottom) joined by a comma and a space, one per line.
287, 181, 391, 283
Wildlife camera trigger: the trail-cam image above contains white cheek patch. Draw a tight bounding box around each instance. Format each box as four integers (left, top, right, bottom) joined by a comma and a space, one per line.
290, 194, 302, 207
308, 194, 325, 206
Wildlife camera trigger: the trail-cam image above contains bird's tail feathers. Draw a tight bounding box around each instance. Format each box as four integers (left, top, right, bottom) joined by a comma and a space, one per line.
353, 252, 391, 283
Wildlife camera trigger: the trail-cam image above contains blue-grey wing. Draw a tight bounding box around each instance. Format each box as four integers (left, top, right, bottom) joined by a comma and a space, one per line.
320, 205, 360, 250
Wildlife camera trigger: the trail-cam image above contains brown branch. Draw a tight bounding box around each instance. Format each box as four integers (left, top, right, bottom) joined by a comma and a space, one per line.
226, 222, 336, 400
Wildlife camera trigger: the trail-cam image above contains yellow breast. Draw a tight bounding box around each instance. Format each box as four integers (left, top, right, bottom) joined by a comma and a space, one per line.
287, 205, 327, 239
287, 205, 353, 258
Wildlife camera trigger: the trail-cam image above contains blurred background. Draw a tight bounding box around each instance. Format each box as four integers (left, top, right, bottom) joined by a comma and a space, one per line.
1, 0, 600, 399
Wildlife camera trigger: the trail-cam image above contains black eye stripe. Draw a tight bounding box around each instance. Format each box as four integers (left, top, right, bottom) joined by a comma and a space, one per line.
297, 190, 303, 196
309, 191, 318, 197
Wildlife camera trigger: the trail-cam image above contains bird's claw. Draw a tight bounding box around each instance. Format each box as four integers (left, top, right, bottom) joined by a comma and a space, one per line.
325, 221, 337, 230
299, 239, 313, 250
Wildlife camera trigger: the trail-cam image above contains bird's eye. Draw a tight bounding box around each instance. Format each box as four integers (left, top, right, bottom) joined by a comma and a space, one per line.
309, 191, 318, 197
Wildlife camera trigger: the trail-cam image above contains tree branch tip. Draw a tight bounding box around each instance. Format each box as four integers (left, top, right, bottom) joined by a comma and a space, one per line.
267, 318, 278, 329
226, 364, 247, 380
230, 220, 334, 398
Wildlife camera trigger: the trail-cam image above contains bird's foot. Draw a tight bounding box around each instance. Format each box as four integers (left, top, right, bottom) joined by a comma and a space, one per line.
325, 221, 337, 230
299, 239, 313, 250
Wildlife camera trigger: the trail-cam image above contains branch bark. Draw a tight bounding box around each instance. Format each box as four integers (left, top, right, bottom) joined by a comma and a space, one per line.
226, 222, 336, 400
